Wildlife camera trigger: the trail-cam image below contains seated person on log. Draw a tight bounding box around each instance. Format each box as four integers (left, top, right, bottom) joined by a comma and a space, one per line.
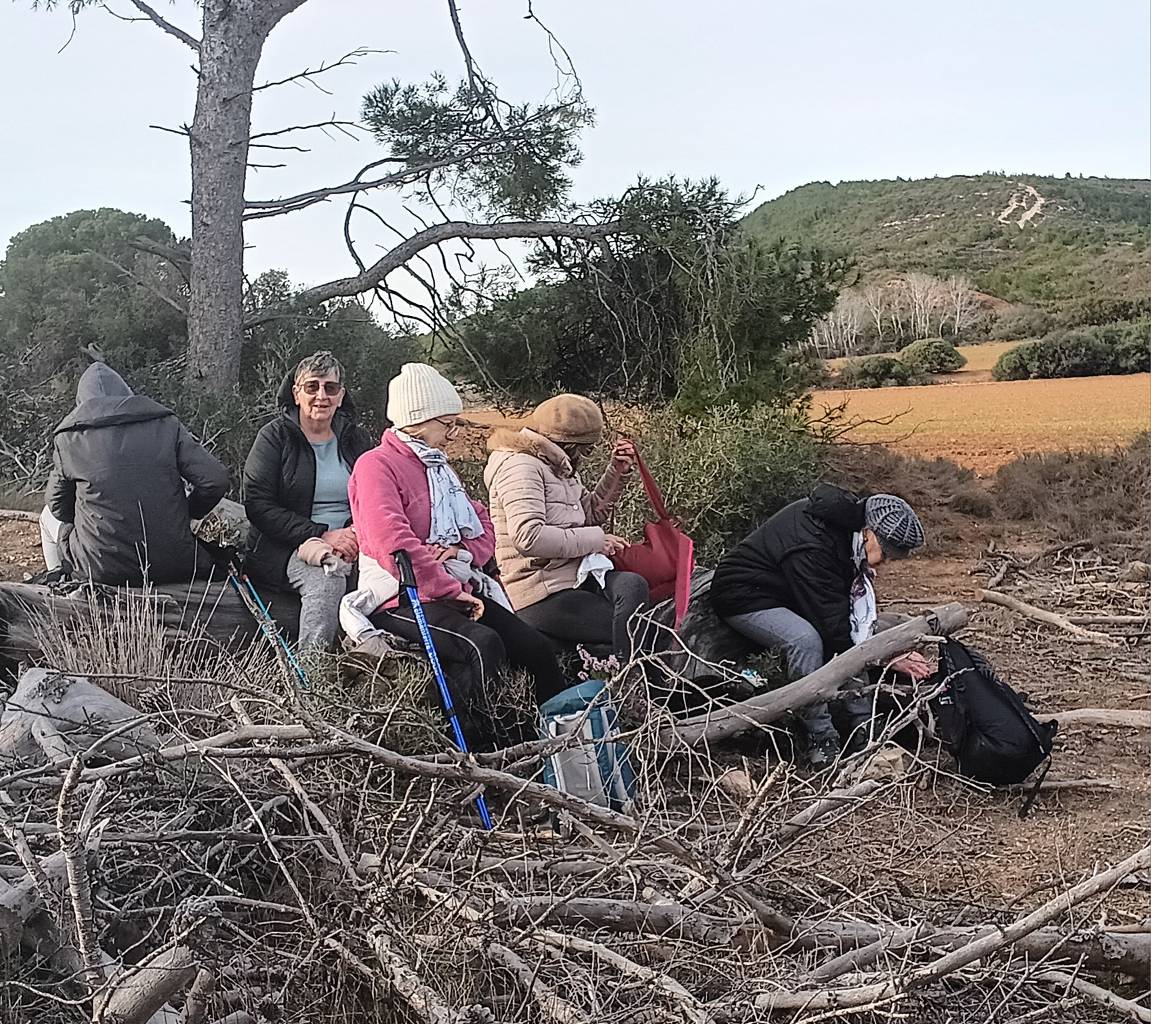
348, 363, 567, 747
483, 395, 648, 666
41, 361, 229, 586
709, 485, 931, 767
243, 351, 373, 651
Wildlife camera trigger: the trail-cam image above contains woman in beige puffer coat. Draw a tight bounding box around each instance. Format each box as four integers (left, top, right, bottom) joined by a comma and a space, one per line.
483, 395, 649, 662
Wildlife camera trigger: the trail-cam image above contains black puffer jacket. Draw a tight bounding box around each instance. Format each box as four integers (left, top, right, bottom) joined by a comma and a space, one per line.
242, 374, 374, 588
710, 484, 866, 660
46, 363, 229, 586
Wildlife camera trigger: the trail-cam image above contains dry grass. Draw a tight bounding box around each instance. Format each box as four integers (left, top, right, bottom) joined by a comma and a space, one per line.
812, 372, 1151, 474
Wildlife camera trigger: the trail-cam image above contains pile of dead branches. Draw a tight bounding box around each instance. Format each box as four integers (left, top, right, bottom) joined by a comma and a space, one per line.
1, 592, 1149, 1024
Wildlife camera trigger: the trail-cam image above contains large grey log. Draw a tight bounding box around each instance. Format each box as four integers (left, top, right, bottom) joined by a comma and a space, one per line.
0, 669, 161, 766
670, 602, 969, 746
0, 578, 299, 666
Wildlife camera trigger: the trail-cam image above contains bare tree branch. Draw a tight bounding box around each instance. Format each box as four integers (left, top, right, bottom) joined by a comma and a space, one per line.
243, 219, 626, 327
125, 0, 201, 51
251, 47, 384, 94
89, 251, 188, 318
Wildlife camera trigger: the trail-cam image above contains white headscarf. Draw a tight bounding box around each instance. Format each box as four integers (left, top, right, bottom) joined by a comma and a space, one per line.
850, 531, 879, 645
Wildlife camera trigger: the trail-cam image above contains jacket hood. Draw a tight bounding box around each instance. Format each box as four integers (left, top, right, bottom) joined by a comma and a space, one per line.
76, 362, 132, 403
56, 363, 171, 435
487, 427, 574, 478
275, 370, 360, 422
807, 482, 866, 531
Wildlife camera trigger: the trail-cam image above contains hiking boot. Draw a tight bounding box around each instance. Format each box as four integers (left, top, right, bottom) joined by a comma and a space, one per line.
806, 735, 841, 770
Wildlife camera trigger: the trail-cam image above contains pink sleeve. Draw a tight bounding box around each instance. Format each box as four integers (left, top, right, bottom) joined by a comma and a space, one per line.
461, 498, 497, 567
349, 453, 462, 603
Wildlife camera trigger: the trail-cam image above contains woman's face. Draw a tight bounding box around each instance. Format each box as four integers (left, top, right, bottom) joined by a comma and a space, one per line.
405, 415, 460, 449
294, 371, 344, 431
862, 527, 886, 568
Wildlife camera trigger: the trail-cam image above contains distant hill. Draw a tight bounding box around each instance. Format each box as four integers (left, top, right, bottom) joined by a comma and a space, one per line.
742, 174, 1151, 313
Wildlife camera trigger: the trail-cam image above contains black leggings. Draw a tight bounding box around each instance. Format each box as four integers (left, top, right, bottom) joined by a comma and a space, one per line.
370, 598, 566, 736
517, 571, 650, 661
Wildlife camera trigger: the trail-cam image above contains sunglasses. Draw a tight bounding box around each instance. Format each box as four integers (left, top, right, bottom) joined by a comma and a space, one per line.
297, 380, 344, 396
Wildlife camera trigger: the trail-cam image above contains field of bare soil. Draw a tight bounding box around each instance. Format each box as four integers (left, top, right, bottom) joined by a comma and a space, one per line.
813, 372, 1151, 475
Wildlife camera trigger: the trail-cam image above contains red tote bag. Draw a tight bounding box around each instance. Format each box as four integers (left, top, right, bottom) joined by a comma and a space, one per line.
611, 455, 695, 628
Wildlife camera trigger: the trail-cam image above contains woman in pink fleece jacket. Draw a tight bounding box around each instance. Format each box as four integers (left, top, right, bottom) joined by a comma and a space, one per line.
349, 364, 565, 746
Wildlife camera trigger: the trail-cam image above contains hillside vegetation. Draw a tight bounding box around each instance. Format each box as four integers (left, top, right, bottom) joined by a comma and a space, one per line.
743, 174, 1151, 315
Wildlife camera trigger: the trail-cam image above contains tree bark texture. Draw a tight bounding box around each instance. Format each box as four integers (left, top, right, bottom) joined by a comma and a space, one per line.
187, 1, 305, 387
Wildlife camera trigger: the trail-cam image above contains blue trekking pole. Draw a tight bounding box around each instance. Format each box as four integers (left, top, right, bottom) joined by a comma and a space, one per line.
393, 549, 493, 830
225, 559, 311, 692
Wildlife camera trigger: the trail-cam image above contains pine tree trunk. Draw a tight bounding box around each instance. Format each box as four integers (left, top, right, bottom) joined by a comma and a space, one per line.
185, 2, 264, 389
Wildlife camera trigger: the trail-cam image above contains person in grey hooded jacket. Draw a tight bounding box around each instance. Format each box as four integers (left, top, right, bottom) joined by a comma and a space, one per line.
40, 362, 230, 586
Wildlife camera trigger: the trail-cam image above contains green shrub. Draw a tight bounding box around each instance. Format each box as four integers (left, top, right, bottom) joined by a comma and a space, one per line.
900, 338, 967, 374
992, 321, 1151, 380
604, 403, 827, 563
837, 355, 915, 389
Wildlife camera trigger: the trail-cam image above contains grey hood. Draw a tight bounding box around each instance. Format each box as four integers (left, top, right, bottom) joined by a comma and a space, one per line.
55, 362, 172, 435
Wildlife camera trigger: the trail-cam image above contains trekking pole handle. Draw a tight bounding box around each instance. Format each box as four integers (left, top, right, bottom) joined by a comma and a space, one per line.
393, 549, 418, 591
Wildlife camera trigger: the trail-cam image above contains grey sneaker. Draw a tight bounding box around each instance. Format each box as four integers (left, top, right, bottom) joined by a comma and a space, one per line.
806, 735, 841, 769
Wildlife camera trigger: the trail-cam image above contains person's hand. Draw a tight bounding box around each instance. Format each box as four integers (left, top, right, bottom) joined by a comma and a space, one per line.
321, 527, 358, 560
611, 438, 638, 475
890, 651, 933, 681
601, 533, 630, 557
430, 544, 462, 564
454, 591, 485, 621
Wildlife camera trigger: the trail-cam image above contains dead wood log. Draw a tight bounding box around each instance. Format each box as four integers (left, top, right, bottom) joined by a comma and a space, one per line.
0, 577, 291, 665
670, 603, 969, 746
775, 779, 884, 843
0, 851, 70, 954
1034, 970, 1151, 1023
369, 927, 464, 1024
1048, 709, 1151, 729
0, 669, 161, 766
798, 919, 1151, 981
978, 589, 1114, 643
96, 945, 198, 1024
0, 509, 39, 523
488, 896, 753, 946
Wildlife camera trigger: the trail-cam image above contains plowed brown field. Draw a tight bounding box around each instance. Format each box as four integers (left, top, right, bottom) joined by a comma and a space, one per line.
811, 372, 1151, 475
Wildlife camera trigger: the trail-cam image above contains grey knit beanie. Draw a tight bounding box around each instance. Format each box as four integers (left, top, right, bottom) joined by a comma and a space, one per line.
864, 494, 925, 557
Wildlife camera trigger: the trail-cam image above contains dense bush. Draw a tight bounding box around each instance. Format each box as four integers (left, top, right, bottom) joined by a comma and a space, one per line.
900, 338, 967, 374
606, 403, 828, 562
992, 321, 1151, 380
993, 434, 1151, 557
837, 355, 915, 389
988, 305, 1052, 341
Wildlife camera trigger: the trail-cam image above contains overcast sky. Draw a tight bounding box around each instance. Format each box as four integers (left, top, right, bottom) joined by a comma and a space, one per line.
2, 0, 1148, 294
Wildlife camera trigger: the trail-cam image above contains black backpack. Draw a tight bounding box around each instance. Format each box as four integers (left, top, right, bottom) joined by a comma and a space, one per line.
930, 639, 1057, 787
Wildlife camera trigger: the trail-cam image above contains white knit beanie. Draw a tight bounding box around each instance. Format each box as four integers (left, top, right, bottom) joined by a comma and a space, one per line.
386, 363, 462, 428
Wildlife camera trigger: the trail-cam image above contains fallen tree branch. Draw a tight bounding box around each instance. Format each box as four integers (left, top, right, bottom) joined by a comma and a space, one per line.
1048, 709, 1151, 729
671, 603, 968, 745
978, 589, 1114, 644
1034, 970, 1151, 1023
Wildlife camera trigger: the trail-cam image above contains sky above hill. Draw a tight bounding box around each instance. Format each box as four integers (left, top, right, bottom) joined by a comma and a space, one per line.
2, 0, 1148, 296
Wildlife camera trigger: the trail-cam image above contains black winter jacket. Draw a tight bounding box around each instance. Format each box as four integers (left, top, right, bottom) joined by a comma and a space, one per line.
46, 363, 229, 586
242, 374, 374, 588
710, 484, 866, 660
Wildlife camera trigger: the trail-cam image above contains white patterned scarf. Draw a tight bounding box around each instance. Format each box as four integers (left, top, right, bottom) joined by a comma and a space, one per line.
850, 531, 879, 645
393, 428, 483, 545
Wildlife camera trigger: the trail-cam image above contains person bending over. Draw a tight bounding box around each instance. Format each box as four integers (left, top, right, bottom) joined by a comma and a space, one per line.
349, 363, 566, 746
243, 351, 373, 650
484, 395, 649, 665
41, 361, 228, 586
710, 485, 930, 767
